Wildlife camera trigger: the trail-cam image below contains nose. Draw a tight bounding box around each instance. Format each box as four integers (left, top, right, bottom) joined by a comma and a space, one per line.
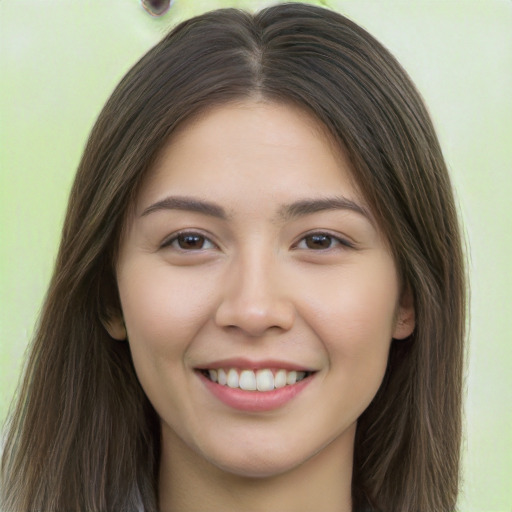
214, 251, 295, 337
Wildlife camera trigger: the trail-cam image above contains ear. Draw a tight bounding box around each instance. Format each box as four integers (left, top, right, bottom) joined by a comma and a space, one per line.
102, 314, 127, 341
393, 286, 415, 340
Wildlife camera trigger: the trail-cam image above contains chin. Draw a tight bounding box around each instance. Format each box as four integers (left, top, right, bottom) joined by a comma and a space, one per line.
210, 454, 305, 479
200, 435, 332, 480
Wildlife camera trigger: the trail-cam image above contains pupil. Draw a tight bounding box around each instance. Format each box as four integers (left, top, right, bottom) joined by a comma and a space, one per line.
179, 234, 203, 249
306, 234, 331, 249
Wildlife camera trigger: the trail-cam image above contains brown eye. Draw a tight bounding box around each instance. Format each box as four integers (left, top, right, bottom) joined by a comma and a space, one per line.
295, 233, 352, 251
163, 232, 215, 251
304, 234, 334, 250
177, 234, 206, 250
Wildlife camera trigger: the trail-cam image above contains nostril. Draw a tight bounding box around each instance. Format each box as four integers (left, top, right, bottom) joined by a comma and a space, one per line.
141, 0, 172, 17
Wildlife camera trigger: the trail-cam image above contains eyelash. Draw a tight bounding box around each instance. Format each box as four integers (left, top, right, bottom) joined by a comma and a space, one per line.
161, 231, 216, 251
161, 230, 353, 252
293, 232, 354, 251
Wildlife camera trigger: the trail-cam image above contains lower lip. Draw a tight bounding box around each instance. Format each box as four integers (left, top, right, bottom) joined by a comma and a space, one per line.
197, 371, 314, 412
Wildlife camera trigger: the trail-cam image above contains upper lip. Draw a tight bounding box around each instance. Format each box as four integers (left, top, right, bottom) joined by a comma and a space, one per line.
195, 357, 317, 372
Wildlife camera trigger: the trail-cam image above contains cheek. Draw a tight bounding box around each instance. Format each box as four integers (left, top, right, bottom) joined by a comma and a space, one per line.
116, 261, 223, 420
117, 262, 219, 358
304, 256, 399, 340
300, 259, 398, 393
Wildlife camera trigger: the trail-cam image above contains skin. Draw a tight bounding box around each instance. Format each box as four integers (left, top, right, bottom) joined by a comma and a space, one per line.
108, 101, 415, 512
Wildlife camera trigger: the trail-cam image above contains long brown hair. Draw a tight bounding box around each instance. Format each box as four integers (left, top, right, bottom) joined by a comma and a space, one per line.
1, 4, 466, 511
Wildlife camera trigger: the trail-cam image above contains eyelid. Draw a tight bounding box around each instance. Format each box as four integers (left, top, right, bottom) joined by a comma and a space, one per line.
292, 230, 355, 250
160, 229, 218, 251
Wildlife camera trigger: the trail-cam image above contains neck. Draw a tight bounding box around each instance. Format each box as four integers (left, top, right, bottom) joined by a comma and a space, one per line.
158, 425, 355, 512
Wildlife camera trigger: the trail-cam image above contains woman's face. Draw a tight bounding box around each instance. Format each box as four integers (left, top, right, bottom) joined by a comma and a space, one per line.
111, 101, 414, 478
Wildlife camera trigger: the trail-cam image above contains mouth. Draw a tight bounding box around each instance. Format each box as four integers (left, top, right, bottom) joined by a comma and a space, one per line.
198, 367, 315, 392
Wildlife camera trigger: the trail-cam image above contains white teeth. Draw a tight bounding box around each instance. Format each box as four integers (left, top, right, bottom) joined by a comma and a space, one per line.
286, 370, 297, 385
227, 368, 239, 388
256, 369, 274, 391
239, 370, 257, 391
204, 367, 311, 392
274, 369, 287, 388
217, 368, 227, 386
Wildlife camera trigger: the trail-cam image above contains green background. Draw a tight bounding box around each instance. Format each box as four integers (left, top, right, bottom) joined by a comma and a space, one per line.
1, 1, 511, 510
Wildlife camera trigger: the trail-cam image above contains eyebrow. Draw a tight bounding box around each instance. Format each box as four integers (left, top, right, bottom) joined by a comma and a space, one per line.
278, 196, 373, 224
140, 195, 372, 223
140, 196, 227, 219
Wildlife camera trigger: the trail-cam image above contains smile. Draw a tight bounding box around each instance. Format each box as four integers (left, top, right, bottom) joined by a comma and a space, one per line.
201, 368, 311, 392
197, 364, 316, 412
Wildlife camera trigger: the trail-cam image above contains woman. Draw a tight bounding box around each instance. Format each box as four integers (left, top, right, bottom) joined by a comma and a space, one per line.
1, 3, 466, 511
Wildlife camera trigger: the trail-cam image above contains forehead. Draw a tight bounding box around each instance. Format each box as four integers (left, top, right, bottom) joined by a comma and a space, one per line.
168, 99, 341, 160
135, 100, 364, 213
